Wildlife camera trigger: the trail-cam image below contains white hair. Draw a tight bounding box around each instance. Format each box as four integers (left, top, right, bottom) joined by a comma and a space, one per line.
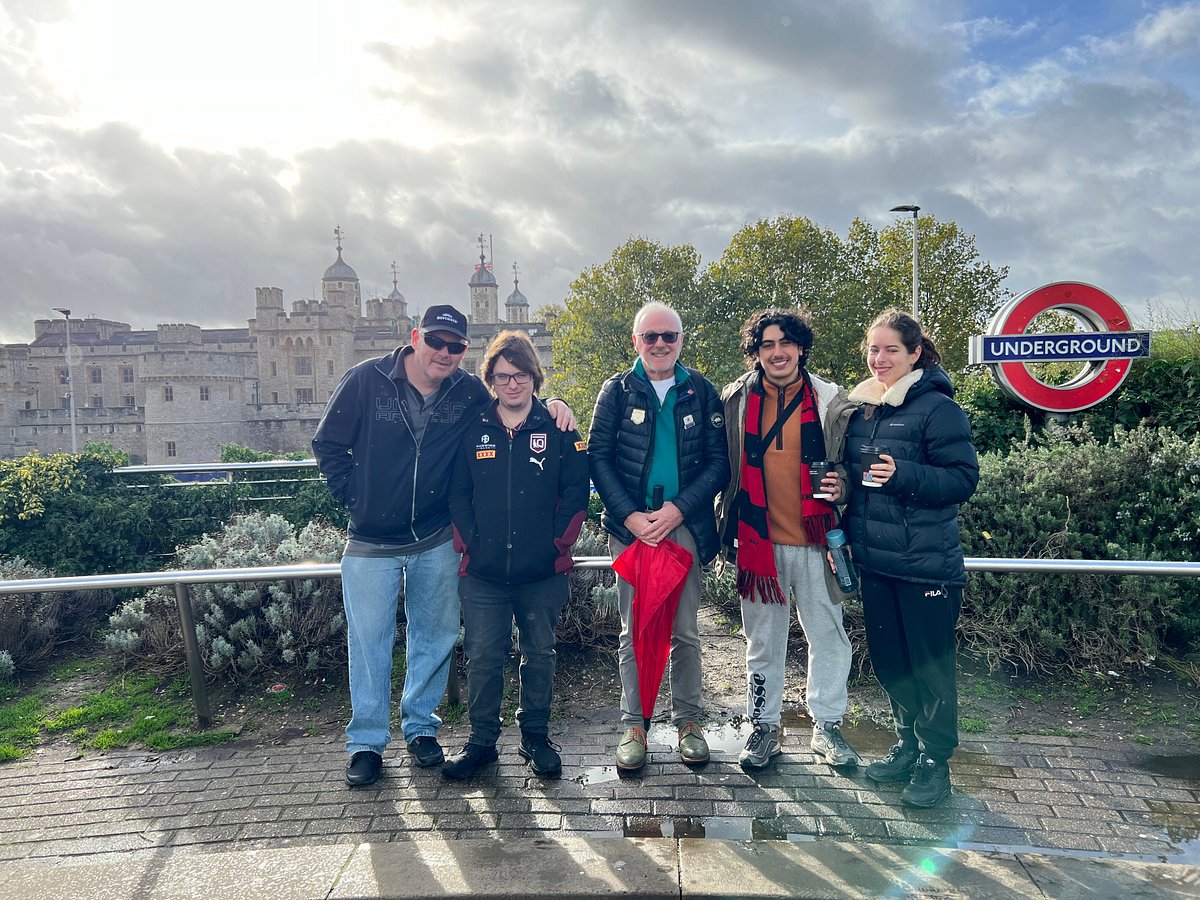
632, 301, 682, 334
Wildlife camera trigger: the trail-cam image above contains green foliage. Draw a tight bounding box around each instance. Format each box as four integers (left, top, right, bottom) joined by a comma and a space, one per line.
959, 426, 1200, 672
105, 513, 347, 683
548, 238, 703, 431
0, 558, 115, 676
550, 217, 1009, 426
558, 523, 620, 648
218, 444, 345, 530
0, 446, 239, 575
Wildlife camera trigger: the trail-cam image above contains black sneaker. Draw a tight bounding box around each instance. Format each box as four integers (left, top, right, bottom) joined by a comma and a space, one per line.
518, 732, 562, 778
866, 742, 920, 783
407, 735, 444, 767
345, 750, 382, 787
901, 754, 952, 808
441, 743, 499, 780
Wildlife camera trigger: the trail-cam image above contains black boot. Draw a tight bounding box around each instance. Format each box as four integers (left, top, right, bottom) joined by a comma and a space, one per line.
441, 743, 499, 780
865, 741, 920, 783
901, 754, 951, 808
518, 732, 562, 778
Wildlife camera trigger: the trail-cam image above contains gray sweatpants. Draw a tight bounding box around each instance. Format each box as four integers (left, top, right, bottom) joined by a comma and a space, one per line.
741, 543, 851, 726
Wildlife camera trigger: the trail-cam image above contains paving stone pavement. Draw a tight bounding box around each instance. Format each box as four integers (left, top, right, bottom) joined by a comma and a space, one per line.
2, 703, 1199, 888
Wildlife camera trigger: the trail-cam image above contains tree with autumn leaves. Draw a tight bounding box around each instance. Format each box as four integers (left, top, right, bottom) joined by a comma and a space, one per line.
547, 214, 1009, 431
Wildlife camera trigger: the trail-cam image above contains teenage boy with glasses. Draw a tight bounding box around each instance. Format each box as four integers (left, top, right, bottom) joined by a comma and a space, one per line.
442, 330, 589, 780
588, 301, 730, 771
314, 305, 576, 787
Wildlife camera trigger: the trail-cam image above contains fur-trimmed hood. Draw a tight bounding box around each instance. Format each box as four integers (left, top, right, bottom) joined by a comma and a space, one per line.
848, 365, 954, 408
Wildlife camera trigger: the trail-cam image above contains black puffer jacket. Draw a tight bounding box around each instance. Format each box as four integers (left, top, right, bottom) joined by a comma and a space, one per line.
589, 365, 730, 564
840, 366, 979, 586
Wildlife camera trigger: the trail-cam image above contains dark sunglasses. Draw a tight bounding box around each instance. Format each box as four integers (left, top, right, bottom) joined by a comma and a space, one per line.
637, 331, 680, 345
424, 333, 468, 354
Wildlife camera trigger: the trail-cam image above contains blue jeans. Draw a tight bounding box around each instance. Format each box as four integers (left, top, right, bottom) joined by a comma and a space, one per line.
460, 573, 567, 746
340, 540, 460, 755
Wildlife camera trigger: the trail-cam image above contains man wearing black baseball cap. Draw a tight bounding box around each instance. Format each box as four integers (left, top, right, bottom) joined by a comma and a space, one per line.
314, 304, 575, 787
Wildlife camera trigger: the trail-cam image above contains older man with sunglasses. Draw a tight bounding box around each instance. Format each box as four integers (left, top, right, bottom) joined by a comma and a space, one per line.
314, 305, 575, 787
589, 301, 730, 771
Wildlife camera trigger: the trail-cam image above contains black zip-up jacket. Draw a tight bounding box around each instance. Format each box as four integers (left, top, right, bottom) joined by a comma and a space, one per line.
588, 365, 730, 565
449, 398, 590, 585
312, 346, 491, 544
840, 365, 979, 585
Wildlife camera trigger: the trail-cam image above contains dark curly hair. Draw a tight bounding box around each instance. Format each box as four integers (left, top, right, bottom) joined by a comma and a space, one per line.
739, 308, 814, 370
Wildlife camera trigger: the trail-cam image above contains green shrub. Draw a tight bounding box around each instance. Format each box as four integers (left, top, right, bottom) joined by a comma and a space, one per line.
960, 425, 1200, 671
0, 558, 115, 676
558, 523, 620, 648
105, 513, 346, 682
0, 446, 239, 575
217, 445, 346, 530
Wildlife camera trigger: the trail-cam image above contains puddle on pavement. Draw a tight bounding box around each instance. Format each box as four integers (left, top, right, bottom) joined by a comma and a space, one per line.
1137, 753, 1200, 781
624, 816, 816, 842
1136, 755, 1200, 863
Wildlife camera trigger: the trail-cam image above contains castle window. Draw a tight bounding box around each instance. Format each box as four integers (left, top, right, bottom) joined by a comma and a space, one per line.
61, 397, 70, 409
327, 360, 335, 375
269, 361, 277, 377
228, 386, 235, 401
121, 366, 135, 383
271, 391, 278, 404
296, 388, 314, 404
124, 395, 136, 408
57, 366, 68, 385
294, 357, 313, 376
166, 441, 177, 458
200, 386, 210, 401
89, 367, 102, 384
90, 396, 102, 408
326, 336, 332, 346
163, 386, 173, 402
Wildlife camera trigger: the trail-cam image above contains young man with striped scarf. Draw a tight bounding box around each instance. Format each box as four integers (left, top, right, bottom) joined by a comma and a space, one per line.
715, 308, 861, 770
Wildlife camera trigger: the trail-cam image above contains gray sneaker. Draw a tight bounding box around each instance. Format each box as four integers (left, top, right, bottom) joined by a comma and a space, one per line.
810, 721, 862, 767
738, 723, 781, 770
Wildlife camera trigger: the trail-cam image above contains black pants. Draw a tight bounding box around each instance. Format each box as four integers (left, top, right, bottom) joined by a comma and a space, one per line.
861, 572, 961, 763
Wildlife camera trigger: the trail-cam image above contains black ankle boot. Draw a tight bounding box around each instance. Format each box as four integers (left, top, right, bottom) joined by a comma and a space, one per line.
441, 743, 499, 780
865, 742, 920, 783
901, 754, 951, 808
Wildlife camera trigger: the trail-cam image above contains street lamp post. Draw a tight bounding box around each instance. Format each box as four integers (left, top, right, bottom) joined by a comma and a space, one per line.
890, 205, 920, 320
52, 307, 78, 453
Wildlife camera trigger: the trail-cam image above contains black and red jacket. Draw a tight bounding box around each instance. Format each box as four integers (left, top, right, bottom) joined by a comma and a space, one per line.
449, 398, 590, 585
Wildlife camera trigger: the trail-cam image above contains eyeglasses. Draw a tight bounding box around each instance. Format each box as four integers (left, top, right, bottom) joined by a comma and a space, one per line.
490, 371, 533, 386
637, 331, 680, 345
424, 333, 468, 355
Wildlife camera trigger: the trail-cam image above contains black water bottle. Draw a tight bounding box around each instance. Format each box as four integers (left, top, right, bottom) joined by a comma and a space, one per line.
826, 529, 859, 593
650, 484, 664, 511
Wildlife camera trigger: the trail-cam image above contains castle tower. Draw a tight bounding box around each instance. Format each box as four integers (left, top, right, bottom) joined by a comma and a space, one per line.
468, 233, 499, 324
322, 225, 361, 315
505, 262, 530, 324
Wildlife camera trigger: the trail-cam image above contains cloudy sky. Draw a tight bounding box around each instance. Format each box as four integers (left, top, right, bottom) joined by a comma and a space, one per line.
2, 0, 1198, 344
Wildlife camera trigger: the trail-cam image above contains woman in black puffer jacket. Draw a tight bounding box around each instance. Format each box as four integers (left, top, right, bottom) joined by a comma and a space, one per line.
840, 310, 979, 809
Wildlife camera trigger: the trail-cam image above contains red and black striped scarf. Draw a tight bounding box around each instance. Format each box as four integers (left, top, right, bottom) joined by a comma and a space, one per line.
736, 372, 836, 604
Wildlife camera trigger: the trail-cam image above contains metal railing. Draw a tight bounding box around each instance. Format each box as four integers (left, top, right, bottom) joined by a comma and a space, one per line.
2, 556, 1198, 727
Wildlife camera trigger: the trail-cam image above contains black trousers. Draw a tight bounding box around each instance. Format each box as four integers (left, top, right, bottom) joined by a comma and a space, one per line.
861, 572, 962, 763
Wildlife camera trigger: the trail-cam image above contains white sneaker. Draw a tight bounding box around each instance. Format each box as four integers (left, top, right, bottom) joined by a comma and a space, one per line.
738, 723, 781, 770
810, 721, 861, 766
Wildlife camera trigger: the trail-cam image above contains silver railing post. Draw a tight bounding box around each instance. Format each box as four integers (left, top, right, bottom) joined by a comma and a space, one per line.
173, 582, 212, 727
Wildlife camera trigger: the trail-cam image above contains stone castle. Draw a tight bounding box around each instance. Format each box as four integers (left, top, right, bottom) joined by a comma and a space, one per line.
0, 231, 552, 464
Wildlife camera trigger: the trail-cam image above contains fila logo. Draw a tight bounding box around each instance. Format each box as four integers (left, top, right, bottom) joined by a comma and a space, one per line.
924, 588, 945, 598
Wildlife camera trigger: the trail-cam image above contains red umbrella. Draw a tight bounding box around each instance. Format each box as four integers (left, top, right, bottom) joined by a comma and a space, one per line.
612, 538, 694, 730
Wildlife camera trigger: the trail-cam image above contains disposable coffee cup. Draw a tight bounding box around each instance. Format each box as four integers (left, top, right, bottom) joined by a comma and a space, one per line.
859, 445, 887, 488
808, 461, 835, 499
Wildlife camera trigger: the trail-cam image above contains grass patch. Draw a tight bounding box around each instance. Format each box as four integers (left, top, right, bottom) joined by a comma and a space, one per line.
1010, 725, 1083, 738
966, 678, 1009, 701
0, 672, 236, 762
959, 717, 989, 734
1132, 734, 1156, 745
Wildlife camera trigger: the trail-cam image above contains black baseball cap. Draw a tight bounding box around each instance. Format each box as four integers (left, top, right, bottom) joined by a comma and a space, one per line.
420, 305, 469, 341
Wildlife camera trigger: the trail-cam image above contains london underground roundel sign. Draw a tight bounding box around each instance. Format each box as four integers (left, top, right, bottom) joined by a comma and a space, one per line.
968, 282, 1150, 414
